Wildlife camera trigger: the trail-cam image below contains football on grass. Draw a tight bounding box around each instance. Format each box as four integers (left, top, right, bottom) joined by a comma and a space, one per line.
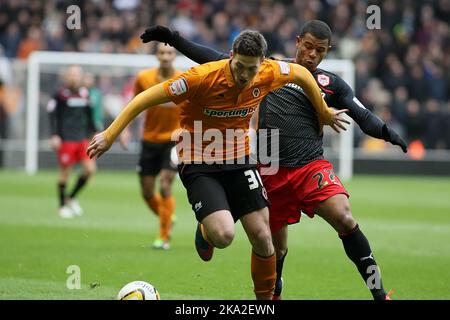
117, 281, 160, 300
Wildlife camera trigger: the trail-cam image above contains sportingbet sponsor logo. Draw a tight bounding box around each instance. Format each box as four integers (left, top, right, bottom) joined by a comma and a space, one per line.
286, 82, 326, 98
171, 121, 279, 175
203, 106, 257, 118
285, 82, 304, 92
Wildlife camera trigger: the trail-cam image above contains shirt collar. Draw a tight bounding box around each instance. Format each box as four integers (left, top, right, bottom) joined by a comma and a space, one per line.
224, 60, 235, 88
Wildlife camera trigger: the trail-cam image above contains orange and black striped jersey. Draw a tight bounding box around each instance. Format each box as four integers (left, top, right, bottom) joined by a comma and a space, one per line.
162, 59, 295, 162
135, 68, 183, 143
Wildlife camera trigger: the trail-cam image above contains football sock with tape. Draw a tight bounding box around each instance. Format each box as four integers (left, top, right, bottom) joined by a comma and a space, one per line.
339, 224, 387, 300
251, 251, 276, 300
159, 196, 175, 241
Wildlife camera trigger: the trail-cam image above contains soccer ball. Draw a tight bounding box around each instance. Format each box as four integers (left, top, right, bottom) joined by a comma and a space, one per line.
117, 281, 161, 300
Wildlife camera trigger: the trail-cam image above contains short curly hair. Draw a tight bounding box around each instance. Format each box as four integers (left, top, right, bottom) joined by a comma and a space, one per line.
232, 30, 267, 58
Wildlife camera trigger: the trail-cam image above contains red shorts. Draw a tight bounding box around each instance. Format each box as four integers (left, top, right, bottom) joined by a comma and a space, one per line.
58, 140, 91, 167
260, 160, 349, 233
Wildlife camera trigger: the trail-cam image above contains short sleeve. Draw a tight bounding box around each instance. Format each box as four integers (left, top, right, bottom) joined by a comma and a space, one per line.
134, 76, 143, 96
268, 60, 295, 91
162, 67, 204, 104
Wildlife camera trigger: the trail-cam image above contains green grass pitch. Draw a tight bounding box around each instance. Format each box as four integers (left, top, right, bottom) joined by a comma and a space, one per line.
1, 170, 449, 300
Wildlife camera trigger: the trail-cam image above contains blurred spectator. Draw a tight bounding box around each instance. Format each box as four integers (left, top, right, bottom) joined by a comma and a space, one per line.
17, 27, 44, 59
0, 78, 5, 167
444, 101, 450, 149
404, 99, 425, 143
391, 86, 409, 123
0, 23, 21, 58
423, 99, 443, 149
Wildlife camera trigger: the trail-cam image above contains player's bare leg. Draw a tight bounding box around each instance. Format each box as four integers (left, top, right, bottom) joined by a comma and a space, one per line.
159, 169, 176, 198
140, 175, 160, 215
195, 209, 234, 261
241, 208, 276, 300
200, 210, 235, 248
159, 169, 177, 224
272, 225, 288, 300
315, 193, 388, 300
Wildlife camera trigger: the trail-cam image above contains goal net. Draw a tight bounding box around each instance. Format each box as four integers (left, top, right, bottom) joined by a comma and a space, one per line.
24, 51, 354, 179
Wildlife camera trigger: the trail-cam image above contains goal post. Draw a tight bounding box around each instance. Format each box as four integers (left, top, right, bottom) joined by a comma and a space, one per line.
25, 51, 196, 175
319, 59, 355, 181
26, 52, 354, 180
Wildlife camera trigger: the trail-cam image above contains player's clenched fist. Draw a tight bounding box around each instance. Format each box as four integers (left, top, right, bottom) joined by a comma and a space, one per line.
87, 132, 110, 159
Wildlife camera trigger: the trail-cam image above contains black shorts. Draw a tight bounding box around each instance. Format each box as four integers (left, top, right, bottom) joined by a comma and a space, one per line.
137, 140, 177, 176
179, 164, 270, 222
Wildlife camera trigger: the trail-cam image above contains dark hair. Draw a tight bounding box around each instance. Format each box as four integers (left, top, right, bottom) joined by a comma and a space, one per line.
232, 30, 267, 58
299, 20, 332, 47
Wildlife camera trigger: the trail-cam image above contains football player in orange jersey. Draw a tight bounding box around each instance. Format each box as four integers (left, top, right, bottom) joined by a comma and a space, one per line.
87, 30, 349, 299
120, 43, 182, 250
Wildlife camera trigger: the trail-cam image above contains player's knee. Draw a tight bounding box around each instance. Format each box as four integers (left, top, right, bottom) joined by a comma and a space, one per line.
252, 228, 274, 255
141, 190, 154, 201
159, 180, 172, 197
337, 206, 356, 232
211, 228, 235, 248
84, 165, 96, 177
275, 245, 287, 259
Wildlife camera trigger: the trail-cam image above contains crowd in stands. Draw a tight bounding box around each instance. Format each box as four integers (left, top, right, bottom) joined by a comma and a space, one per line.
0, 0, 449, 149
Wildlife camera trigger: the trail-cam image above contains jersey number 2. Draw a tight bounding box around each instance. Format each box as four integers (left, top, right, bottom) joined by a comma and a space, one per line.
312, 169, 339, 189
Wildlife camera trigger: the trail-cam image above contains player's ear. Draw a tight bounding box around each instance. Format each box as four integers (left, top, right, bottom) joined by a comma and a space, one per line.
295, 36, 302, 47
229, 50, 234, 59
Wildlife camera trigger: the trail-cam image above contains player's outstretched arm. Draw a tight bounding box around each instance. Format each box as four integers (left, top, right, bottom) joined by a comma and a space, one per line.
291, 64, 350, 133
334, 79, 408, 153
87, 83, 170, 159
141, 25, 228, 64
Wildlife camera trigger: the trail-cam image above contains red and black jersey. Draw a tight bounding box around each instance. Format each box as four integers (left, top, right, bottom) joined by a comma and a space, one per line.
47, 86, 95, 141
258, 67, 386, 166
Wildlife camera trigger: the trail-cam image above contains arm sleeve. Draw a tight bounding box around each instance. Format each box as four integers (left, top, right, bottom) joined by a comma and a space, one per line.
171, 32, 229, 64
332, 79, 385, 139
46, 96, 58, 136
161, 67, 204, 104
